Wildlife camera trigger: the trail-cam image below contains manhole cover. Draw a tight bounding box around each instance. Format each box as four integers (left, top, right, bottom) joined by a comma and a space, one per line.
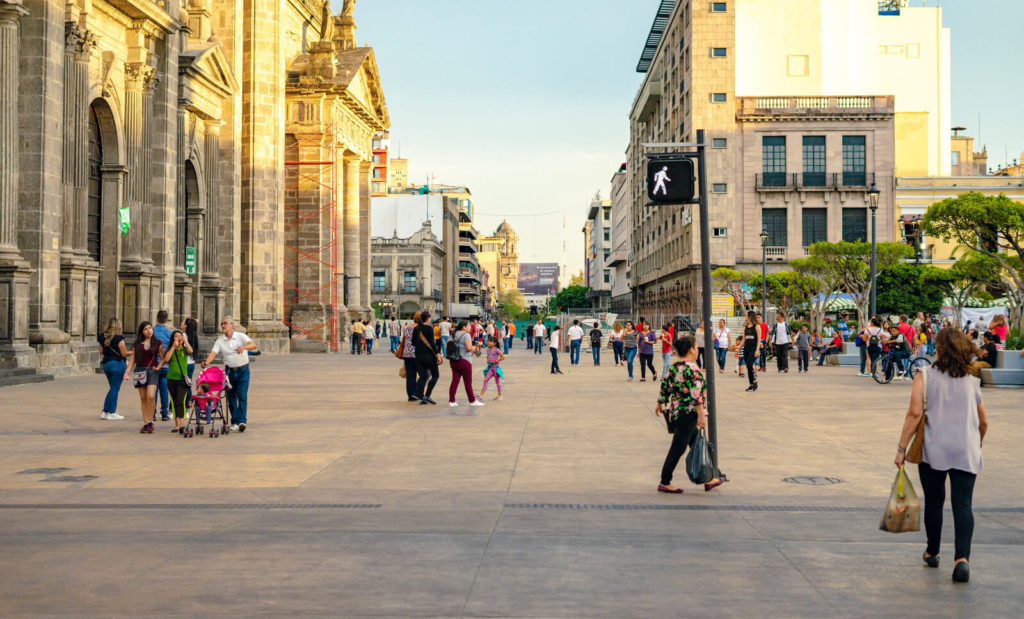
17, 468, 71, 475
42, 475, 98, 483
782, 476, 843, 485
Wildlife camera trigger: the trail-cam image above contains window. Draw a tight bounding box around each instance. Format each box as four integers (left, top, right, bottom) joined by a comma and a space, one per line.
712, 227, 727, 238
603, 228, 610, 242
712, 183, 727, 193
711, 2, 726, 12
372, 168, 383, 179
403, 271, 417, 292
711, 47, 727, 57
603, 208, 610, 221
372, 154, 382, 164
842, 136, 866, 186
802, 208, 827, 246
762, 209, 787, 246
604, 270, 611, 284
372, 271, 387, 293
604, 249, 610, 261
762, 136, 787, 187
802, 136, 826, 186
712, 138, 727, 148
951, 151, 960, 165
711, 93, 727, 103
842, 208, 867, 242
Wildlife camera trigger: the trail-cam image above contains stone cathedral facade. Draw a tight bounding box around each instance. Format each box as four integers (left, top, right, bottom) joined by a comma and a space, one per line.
0, 0, 388, 374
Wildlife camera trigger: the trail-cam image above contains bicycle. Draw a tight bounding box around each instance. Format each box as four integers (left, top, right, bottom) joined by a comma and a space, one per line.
872, 348, 930, 384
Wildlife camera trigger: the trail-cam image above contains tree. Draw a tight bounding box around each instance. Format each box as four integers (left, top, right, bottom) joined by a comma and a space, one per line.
922, 192, 1024, 327
497, 290, 528, 321
746, 270, 813, 320
711, 267, 759, 315
920, 252, 996, 325
568, 270, 586, 287
875, 264, 947, 316
790, 256, 843, 332
549, 285, 590, 313
808, 241, 914, 324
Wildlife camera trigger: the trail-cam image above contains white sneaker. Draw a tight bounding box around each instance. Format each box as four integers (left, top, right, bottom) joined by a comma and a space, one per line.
470, 400, 485, 407
449, 402, 458, 408
230, 424, 240, 431
101, 412, 124, 420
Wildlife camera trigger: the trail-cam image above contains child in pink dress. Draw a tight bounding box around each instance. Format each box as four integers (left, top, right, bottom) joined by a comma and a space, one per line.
479, 336, 506, 401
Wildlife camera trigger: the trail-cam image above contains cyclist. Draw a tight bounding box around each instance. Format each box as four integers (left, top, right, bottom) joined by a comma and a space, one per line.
886, 324, 912, 379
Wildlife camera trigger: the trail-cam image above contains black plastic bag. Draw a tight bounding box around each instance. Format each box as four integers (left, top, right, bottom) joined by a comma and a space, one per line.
686, 429, 715, 485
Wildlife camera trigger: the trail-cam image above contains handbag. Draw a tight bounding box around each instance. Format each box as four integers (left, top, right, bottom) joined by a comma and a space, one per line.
174, 351, 192, 388
395, 338, 405, 359
132, 370, 148, 388
905, 368, 928, 464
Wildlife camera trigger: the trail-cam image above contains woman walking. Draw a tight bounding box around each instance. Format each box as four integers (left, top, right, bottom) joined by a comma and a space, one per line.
163, 330, 193, 433
181, 317, 199, 405
363, 319, 375, 355
123, 321, 164, 433
402, 311, 421, 401
448, 321, 484, 407
637, 323, 657, 382
655, 335, 724, 493
549, 325, 563, 374
414, 310, 441, 405
894, 328, 988, 583
713, 319, 730, 373
610, 322, 625, 366
659, 323, 674, 379
623, 321, 638, 381
98, 318, 130, 420
694, 321, 705, 369
741, 311, 760, 392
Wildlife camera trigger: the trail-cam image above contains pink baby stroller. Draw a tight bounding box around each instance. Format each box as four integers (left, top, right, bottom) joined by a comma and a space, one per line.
183, 366, 231, 438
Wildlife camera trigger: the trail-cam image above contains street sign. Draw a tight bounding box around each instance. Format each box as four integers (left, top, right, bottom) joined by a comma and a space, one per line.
184, 246, 197, 275
646, 159, 695, 204
118, 206, 130, 235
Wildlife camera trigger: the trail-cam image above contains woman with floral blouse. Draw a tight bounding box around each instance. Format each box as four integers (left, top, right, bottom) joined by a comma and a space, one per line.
655, 335, 724, 494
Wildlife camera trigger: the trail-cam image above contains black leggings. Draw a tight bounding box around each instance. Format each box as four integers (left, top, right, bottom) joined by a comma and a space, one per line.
403, 358, 419, 397
743, 347, 757, 386
919, 462, 977, 561
660, 415, 698, 485
168, 378, 189, 419
415, 358, 439, 398
639, 353, 656, 379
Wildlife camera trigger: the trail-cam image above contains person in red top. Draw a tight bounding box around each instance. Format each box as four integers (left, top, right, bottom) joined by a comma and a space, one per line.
897, 314, 916, 344
990, 314, 1009, 346
659, 323, 675, 379
756, 313, 769, 372
816, 332, 844, 366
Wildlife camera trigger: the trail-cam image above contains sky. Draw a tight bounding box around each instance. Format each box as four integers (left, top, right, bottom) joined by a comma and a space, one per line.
349, 0, 1024, 282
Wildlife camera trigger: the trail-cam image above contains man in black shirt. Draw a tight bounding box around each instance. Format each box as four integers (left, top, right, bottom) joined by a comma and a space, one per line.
589, 322, 603, 366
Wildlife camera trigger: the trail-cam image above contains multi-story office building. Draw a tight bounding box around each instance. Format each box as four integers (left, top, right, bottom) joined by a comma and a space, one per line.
608, 164, 632, 314
371, 131, 390, 197
389, 158, 409, 191
585, 194, 613, 310
627, 0, 944, 317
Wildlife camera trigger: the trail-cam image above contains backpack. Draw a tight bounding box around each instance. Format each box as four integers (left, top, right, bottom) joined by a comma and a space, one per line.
445, 336, 462, 361
868, 330, 881, 349
590, 330, 601, 347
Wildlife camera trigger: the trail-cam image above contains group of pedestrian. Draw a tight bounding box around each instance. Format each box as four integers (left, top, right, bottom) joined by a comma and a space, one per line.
347, 318, 381, 354
98, 310, 256, 434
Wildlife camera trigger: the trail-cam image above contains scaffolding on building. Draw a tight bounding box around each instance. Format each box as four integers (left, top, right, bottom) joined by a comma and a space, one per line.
283, 133, 339, 352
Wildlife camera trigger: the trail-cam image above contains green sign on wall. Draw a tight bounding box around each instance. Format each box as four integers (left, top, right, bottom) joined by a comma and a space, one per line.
184, 246, 197, 275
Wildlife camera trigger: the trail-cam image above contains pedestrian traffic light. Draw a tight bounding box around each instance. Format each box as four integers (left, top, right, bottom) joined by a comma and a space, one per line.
647, 159, 695, 204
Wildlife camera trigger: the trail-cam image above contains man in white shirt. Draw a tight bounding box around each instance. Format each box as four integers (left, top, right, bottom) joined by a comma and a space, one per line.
202, 316, 257, 432
388, 316, 401, 352
439, 317, 451, 352
567, 319, 584, 366
772, 312, 792, 373
533, 320, 546, 355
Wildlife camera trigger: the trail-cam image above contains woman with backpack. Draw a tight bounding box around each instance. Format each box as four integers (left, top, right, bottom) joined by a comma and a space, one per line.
413, 310, 441, 405
859, 317, 885, 377
447, 321, 484, 407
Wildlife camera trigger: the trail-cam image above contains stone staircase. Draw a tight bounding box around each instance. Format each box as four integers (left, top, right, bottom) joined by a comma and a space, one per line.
0, 367, 55, 387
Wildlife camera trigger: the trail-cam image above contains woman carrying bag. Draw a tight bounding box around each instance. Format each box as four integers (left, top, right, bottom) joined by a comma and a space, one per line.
894, 328, 988, 583
655, 335, 724, 494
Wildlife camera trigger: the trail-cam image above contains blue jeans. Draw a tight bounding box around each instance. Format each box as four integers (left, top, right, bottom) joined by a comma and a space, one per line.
157, 367, 169, 416
526, 335, 533, 350
625, 347, 637, 379
612, 340, 623, 364
535, 338, 544, 354
893, 351, 911, 375
715, 347, 727, 370
503, 337, 510, 354
390, 335, 400, 352
661, 351, 672, 378
365, 338, 374, 353
441, 335, 449, 353
226, 365, 250, 425
101, 360, 126, 413
592, 345, 601, 365
570, 340, 581, 365
185, 363, 195, 406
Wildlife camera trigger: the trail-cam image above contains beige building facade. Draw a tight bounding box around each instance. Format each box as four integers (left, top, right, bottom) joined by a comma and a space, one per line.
1, 0, 388, 372
370, 220, 450, 320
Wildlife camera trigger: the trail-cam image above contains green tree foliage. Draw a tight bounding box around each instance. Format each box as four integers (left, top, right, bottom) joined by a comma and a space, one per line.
497, 290, 529, 321
746, 270, 814, 319
807, 241, 914, 324
711, 267, 759, 314
790, 256, 844, 332
920, 251, 997, 324
549, 285, 590, 313
875, 264, 947, 316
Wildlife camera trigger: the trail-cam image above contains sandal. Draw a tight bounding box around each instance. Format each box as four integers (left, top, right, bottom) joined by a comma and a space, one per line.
657, 484, 683, 494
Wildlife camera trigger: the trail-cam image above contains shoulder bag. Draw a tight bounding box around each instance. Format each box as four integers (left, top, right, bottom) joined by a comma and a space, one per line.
905, 368, 928, 464
174, 349, 192, 388
394, 336, 405, 359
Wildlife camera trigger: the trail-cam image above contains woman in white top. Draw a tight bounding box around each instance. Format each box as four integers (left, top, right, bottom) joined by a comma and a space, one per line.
363, 320, 375, 355
713, 319, 730, 374
895, 328, 988, 583
610, 322, 625, 366
694, 321, 705, 370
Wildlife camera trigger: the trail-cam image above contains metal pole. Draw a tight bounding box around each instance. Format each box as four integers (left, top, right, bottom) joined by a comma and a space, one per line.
761, 245, 767, 322
870, 206, 877, 319
655, 268, 661, 329
696, 129, 718, 469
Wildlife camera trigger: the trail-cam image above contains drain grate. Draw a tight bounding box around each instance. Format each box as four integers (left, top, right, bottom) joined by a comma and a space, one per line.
782, 476, 843, 485
42, 475, 98, 483
0, 503, 382, 510
17, 468, 72, 475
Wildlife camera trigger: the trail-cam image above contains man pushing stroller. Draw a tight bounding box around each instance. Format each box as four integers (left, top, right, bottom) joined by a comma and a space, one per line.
201, 316, 258, 433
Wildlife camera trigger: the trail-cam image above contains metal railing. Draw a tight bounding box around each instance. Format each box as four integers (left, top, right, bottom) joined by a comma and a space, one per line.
756, 172, 796, 190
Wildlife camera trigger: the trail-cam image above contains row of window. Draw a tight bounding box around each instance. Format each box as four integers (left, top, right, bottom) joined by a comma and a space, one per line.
762, 135, 867, 187
762, 207, 868, 247
372, 271, 417, 293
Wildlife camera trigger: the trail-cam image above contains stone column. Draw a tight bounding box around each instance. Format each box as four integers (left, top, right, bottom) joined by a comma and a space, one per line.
342, 155, 361, 315
0, 0, 35, 366
122, 62, 150, 266
61, 21, 93, 255
140, 67, 157, 270
359, 160, 372, 316
175, 106, 186, 270
199, 121, 223, 328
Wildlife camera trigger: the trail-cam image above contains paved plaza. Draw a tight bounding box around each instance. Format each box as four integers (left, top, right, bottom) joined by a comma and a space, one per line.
1, 346, 1022, 617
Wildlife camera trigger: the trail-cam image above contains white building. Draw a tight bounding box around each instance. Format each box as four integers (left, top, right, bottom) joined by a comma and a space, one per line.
608, 164, 631, 313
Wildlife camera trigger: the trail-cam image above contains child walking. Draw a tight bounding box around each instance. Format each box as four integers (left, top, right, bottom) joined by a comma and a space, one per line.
479, 336, 506, 400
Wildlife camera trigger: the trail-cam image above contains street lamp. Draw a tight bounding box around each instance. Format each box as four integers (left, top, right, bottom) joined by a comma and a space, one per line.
868, 183, 880, 319
658, 285, 664, 328
760, 228, 769, 321
652, 265, 662, 329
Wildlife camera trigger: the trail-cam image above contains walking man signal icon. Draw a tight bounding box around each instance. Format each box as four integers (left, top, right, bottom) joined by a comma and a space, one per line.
653, 166, 671, 196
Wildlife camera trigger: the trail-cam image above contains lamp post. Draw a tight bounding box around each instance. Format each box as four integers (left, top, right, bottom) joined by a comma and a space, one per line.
760, 228, 769, 321
868, 183, 880, 319
652, 265, 662, 329
658, 285, 664, 329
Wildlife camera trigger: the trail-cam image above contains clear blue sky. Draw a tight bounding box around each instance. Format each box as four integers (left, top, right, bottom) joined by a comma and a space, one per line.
349, 0, 1023, 279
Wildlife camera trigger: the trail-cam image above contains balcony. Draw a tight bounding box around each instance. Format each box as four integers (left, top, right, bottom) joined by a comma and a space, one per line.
798, 172, 830, 189
737, 95, 895, 120
458, 268, 480, 282
837, 171, 873, 189
765, 246, 787, 261
755, 172, 796, 191
606, 248, 628, 266
635, 75, 662, 120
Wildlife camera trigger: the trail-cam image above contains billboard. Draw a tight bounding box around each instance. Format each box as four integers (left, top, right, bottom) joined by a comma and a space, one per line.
518, 263, 560, 296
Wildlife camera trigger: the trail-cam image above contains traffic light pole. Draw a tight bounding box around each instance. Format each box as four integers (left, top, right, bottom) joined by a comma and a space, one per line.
641, 132, 718, 470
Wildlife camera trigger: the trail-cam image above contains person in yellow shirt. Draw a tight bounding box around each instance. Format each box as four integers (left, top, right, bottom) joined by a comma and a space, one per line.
351, 319, 365, 355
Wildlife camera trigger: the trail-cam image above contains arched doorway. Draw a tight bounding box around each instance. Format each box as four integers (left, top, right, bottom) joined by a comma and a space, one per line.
184, 160, 200, 254
87, 106, 102, 262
